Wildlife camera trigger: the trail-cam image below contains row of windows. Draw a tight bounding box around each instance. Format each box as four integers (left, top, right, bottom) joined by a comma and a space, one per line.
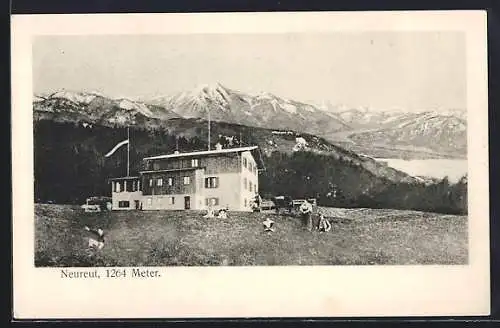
114, 181, 140, 193
147, 177, 221, 189
151, 159, 199, 171
150, 157, 257, 174
149, 176, 191, 187
120, 197, 253, 209
116, 176, 254, 193
242, 157, 258, 174
144, 197, 176, 205
243, 178, 257, 192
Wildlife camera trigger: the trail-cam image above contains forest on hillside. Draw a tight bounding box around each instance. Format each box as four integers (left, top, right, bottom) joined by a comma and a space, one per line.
34, 121, 467, 215
260, 151, 467, 214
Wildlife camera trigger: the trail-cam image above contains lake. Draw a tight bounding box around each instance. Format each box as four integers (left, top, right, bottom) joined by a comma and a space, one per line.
374, 158, 468, 183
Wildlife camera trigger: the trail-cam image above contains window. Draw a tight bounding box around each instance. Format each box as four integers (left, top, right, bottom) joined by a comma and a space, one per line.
205, 177, 219, 188
243, 158, 247, 169
118, 201, 130, 208
205, 198, 219, 206
244, 198, 247, 207
243, 177, 247, 190
147, 198, 152, 205
168, 177, 174, 186
157, 178, 163, 187
191, 159, 199, 167
126, 181, 133, 192
169, 197, 175, 205
249, 181, 253, 192
249, 162, 253, 172
183, 176, 191, 185
149, 179, 153, 187
153, 162, 160, 170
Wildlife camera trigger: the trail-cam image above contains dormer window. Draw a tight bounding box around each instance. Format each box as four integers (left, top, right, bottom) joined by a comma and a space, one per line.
191, 159, 199, 167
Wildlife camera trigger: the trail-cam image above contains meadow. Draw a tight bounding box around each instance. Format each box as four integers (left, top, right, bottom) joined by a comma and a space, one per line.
35, 204, 468, 267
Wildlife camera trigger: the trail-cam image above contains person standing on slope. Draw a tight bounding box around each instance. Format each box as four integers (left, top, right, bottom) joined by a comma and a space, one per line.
299, 199, 314, 231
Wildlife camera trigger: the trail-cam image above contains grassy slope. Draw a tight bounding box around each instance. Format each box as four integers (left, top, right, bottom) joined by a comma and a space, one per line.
35, 204, 468, 267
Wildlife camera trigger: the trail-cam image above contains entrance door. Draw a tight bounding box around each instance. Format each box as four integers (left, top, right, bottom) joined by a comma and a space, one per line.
134, 200, 140, 210
184, 196, 191, 210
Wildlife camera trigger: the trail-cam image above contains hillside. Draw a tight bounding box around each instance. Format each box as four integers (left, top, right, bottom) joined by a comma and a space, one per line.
34, 119, 467, 214
35, 204, 468, 267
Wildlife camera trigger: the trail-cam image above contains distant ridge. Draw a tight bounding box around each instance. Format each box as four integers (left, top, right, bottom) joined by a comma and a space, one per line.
33, 83, 467, 159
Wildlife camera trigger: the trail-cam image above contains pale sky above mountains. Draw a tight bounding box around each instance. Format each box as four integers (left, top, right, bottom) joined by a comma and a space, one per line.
33, 32, 466, 113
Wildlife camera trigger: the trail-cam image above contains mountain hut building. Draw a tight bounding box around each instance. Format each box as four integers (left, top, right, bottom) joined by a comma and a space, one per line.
109, 143, 264, 212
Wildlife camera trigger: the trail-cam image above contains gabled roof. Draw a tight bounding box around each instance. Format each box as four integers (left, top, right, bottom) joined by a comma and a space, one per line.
108, 176, 140, 181
143, 146, 258, 160
143, 145, 266, 171
139, 167, 200, 174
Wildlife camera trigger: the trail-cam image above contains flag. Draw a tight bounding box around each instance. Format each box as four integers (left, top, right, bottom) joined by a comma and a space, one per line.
105, 139, 129, 158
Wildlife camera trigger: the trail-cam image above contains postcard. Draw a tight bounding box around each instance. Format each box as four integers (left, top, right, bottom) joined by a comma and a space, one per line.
12, 11, 489, 318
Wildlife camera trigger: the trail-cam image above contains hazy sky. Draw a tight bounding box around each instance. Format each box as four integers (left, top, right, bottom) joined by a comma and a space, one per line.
33, 32, 466, 112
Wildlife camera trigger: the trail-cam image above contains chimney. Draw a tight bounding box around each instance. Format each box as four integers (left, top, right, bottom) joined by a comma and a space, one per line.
215, 143, 223, 151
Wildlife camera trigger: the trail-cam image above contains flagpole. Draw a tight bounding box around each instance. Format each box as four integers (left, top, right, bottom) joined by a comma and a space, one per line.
127, 127, 130, 177
207, 109, 211, 151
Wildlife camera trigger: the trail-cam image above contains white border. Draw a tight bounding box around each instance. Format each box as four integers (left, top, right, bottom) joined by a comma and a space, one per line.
12, 11, 490, 318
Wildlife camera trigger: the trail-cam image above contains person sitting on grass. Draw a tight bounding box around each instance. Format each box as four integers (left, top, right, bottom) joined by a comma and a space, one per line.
318, 214, 332, 232
262, 218, 275, 232
217, 207, 228, 219
84, 226, 105, 250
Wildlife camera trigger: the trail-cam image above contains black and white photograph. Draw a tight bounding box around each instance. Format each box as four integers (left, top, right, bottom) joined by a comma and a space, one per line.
32, 31, 469, 267
12, 11, 489, 318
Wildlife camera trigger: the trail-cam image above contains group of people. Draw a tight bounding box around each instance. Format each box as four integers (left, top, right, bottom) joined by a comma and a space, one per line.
203, 205, 229, 219
201, 198, 330, 233
299, 199, 331, 232
262, 199, 331, 233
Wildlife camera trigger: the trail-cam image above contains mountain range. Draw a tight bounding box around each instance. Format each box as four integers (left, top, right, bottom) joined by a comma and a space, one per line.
34, 83, 467, 159
145, 83, 350, 136
325, 108, 467, 159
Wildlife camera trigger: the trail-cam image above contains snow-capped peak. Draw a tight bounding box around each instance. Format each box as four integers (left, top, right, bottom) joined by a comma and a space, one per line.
118, 98, 154, 116
49, 89, 103, 104
173, 82, 233, 111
